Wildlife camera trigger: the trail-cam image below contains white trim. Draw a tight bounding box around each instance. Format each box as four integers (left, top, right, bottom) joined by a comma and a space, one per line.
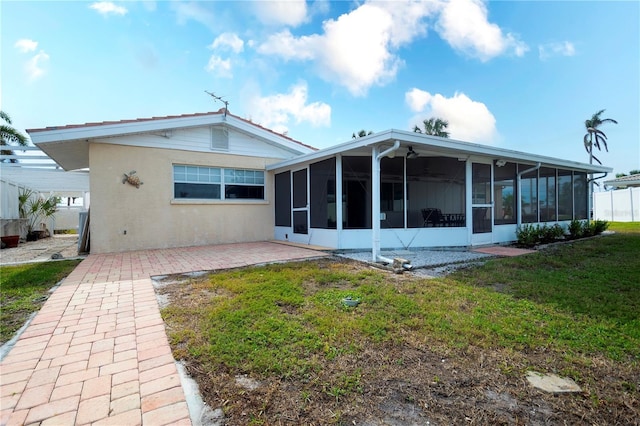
267, 129, 611, 174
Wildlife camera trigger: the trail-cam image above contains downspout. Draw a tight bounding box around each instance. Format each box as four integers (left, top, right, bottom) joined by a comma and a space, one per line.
372, 141, 401, 263
517, 163, 541, 227
588, 172, 608, 221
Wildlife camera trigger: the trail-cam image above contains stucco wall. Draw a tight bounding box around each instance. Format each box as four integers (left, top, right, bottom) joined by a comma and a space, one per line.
89, 143, 279, 253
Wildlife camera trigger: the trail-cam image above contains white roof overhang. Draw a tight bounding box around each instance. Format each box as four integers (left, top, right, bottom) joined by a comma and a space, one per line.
267, 129, 613, 174
28, 113, 315, 171
603, 174, 640, 188
0, 165, 89, 197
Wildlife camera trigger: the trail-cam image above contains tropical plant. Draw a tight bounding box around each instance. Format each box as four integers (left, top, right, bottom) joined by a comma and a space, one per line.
583, 109, 617, 165
413, 117, 450, 138
1, 111, 29, 163
18, 188, 59, 236
352, 130, 373, 138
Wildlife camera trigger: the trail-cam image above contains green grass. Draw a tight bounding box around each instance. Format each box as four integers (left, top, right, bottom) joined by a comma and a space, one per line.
452, 232, 640, 359
608, 221, 640, 234
162, 229, 640, 383
0, 259, 82, 344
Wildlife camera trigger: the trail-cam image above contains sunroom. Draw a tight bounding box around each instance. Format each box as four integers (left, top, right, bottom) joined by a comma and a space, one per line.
267, 129, 610, 255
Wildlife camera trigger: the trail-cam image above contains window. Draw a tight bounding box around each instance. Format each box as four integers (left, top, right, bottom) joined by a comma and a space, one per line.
573, 172, 588, 219
494, 162, 516, 224
310, 158, 337, 229
275, 171, 291, 226
381, 157, 404, 228
539, 167, 556, 222
520, 165, 538, 223
557, 170, 573, 220
406, 157, 465, 228
173, 165, 264, 200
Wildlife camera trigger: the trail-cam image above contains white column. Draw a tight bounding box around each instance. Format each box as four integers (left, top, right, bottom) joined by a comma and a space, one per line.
371, 146, 380, 262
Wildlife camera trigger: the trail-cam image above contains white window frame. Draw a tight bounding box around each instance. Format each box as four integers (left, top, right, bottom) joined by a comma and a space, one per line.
173, 164, 265, 201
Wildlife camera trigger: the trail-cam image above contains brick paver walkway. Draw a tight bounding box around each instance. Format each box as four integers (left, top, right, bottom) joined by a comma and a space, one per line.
1, 242, 327, 426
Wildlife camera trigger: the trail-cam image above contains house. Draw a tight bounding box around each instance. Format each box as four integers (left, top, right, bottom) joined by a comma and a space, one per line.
29, 110, 612, 256
603, 173, 640, 189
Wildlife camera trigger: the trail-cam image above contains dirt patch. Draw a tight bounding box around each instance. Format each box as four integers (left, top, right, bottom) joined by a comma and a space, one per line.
156, 259, 639, 425
0, 235, 81, 265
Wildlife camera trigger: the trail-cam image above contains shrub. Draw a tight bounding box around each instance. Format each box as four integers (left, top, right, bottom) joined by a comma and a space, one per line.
516, 224, 541, 247
537, 223, 565, 244
592, 219, 610, 235
583, 219, 609, 237
568, 220, 584, 239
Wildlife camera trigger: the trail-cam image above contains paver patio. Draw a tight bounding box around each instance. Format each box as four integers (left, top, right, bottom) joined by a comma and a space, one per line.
0, 242, 327, 426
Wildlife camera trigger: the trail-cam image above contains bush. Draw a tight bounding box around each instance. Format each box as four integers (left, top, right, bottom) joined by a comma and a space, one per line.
539, 223, 565, 244
583, 219, 609, 237
568, 220, 584, 239
518, 223, 567, 247
516, 224, 541, 247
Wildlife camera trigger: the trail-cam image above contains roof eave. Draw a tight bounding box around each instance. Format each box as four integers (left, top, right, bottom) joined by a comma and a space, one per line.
267, 129, 612, 173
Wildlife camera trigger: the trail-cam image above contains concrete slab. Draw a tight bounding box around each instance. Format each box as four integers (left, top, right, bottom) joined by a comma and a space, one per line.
526, 371, 582, 393
473, 246, 536, 257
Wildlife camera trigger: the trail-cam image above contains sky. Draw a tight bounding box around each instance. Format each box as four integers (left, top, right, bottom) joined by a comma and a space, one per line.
2, 0, 639, 177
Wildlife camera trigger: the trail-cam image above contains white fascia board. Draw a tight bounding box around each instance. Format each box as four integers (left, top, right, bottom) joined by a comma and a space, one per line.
29, 114, 314, 156
225, 118, 316, 155
28, 115, 225, 144
267, 129, 612, 174
267, 130, 397, 171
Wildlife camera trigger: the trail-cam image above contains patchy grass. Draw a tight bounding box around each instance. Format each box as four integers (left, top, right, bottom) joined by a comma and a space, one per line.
0, 259, 81, 344
159, 232, 639, 425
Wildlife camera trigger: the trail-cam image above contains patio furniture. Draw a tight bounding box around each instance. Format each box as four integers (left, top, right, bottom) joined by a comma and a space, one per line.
422, 208, 444, 227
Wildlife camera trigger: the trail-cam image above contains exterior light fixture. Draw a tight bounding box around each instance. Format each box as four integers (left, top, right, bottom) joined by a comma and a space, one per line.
407, 146, 419, 159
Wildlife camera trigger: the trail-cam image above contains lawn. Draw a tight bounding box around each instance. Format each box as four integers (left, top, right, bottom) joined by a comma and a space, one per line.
0, 259, 82, 345
158, 225, 639, 425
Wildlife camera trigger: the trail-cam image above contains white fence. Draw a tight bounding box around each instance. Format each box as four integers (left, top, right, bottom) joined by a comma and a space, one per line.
593, 187, 640, 222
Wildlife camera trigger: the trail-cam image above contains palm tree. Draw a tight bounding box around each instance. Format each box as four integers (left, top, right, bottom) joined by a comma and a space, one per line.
413, 117, 450, 138
583, 109, 617, 165
1, 111, 29, 163
352, 130, 373, 138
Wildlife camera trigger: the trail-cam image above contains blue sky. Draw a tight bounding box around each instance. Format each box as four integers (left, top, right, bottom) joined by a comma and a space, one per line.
2, 0, 639, 176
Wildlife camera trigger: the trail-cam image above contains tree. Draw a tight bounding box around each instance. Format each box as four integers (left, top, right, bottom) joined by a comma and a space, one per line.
1, 111, 29, 163
352, 130, 373, 138
583, 109, 617, 165
413, 117, 450, 138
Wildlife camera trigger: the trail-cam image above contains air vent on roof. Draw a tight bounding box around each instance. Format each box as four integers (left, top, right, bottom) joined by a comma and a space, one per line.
211, 127, 229, 151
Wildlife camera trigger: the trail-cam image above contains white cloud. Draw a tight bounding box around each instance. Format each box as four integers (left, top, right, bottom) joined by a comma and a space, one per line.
254, 0, 308, 27
538, 41, 576, 60
247, 82, 331, 134
258, 2, 436, 96
406, 89, 497, 144
89, 1, 128, 16
25, 51, 50, 81
436, 0, 528, 61
405, 88, 432, 113
172, 1, 216, 29
210, 33, 244, 53
205, 55, 233, 78
15, 39, 38, 53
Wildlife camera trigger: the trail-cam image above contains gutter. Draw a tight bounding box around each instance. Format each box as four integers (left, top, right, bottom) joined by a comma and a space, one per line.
371, 141, 411, 270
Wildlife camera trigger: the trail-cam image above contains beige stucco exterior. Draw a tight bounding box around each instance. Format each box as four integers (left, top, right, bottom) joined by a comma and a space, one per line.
89, 143, 279, 253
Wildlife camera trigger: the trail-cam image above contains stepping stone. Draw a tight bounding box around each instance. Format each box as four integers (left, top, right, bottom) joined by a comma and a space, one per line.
526, 371, 581, 393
